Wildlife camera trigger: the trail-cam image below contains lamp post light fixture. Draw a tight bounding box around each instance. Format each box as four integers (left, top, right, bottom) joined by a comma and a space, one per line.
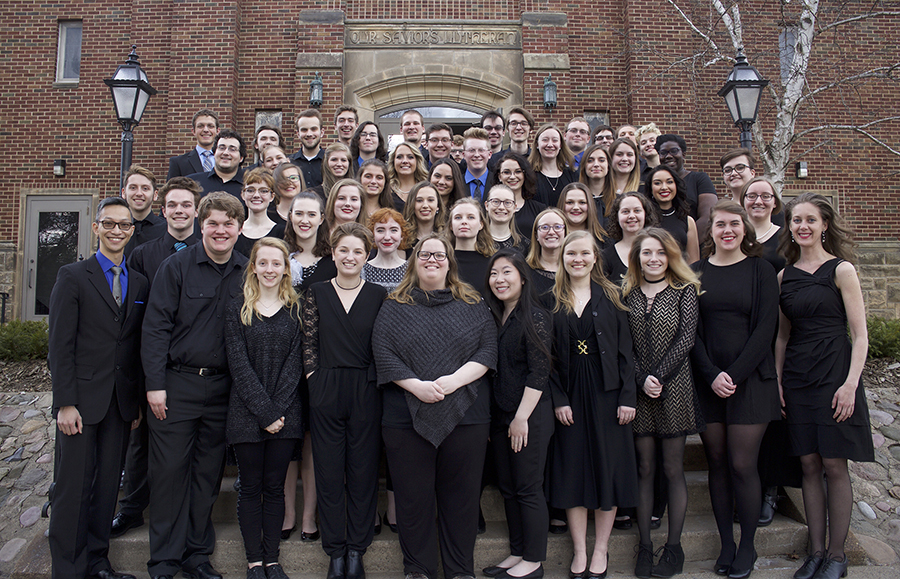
310, 72, 324, 108
543, 74, 557, 110
717, 48, 768, 151
104, 45, 157, 189
53, 159, 67, 177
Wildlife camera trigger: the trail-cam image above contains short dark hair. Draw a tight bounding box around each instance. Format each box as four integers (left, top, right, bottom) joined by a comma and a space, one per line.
350, 121, 387, 163
96, 196, 132, 222
254, 125, 284, 150
158, 177, 203, 207
192, 109, 219, 129
655, 134, 688, 154
198, 191, 246, 227
401, 110, 424, 124
719, 148, 756, 170
334, 105, 359, 125
481, 110, 504, 127
591, 124, 614, 141
213, 129, 247, 164
426, 123, 453, 138
507, 106, 534, 129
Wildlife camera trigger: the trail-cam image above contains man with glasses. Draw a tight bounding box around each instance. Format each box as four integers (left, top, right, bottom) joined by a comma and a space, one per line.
121, 165, 165, 256
462, 127, 492, 201
426, 123, 454, 167
481, 110, 505, 156
48, 196, 149, 579
188, 130, 246, 198
591, 125, 615, 151
565, 117, 591, 170
488, 106, 533, 172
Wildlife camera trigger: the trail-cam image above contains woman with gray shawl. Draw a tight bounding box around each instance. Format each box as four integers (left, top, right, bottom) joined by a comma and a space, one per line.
373, 233, 498, 579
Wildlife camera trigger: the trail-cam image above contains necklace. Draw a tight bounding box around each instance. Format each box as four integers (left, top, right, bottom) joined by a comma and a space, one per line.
546, 174, 560, 191
660, 207, 676, 217
759, 222, 776, 240
258, 299, 281, 311
334, 278, 362, 291
643, 274, 666, 284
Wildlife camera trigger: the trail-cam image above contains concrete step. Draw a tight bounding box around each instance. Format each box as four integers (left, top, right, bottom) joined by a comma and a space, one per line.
109, 514, 807, 575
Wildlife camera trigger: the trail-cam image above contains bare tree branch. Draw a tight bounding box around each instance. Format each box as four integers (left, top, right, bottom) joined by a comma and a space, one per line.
815, 11, 900, 36
664, 0, 723, 57
794, 116, 900, 155
798, 64, 900, 104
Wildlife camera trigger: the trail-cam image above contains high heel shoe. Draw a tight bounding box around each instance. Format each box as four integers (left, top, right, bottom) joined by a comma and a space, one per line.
280, 526, 295, 540
634, 543, 653, 579
382, 512, 398, 534
373, 514, 382, 535
715, 546, 736, 576
727, 550, 756, 579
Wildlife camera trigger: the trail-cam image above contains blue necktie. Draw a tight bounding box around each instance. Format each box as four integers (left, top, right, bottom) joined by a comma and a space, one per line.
201, 151, 214, 172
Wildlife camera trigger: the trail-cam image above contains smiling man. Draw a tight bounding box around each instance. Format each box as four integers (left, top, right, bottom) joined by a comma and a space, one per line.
291, 109, 325, 188
334, 105, 359, 147
565, 117, 591, 169
121, 165, 164, 256
462, 127, 492, 201
188, 130, 246, 199
168, 109, 220, 179
48, 196, 149, 579
143, 192, 247, 579
426, 123, 454, 166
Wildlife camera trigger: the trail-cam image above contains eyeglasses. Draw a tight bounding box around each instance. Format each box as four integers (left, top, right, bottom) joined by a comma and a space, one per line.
243, 187, 272, 196
359, 132, 378, 139
487, 199, 515, 208
659, 147, 682, 158
508, 120, 529, 128
745, 193, 774, 202
499, 169, 524, 177
567, 128, 589, 135
285, 174, 301, 182
537, 224, 566, 232
594, 135, 614, 142
216, 145, 240, 153
97, 220, 134, 231
483, 124, 503, 132
429, 138, 452, 145
465, 148, 488, 155
722, 163, 750, 175
417, 251, 447, 262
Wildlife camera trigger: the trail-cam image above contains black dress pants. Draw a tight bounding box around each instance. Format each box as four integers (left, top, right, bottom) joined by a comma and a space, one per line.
309, 369, 382, 558
147, 370, 230, 577
118, 399, 150, 516
383, 423, 489, 579
49, 393, 130, 579
491, 397, 553, 562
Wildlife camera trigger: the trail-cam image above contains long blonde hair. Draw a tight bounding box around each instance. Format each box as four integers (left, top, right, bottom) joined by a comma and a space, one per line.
389, 234, 482, 305
525, 207, 567, 270
447, 197, 497, 258
621, 228, 701, 298
552, 231, 626, 313
240, 237, 300, 325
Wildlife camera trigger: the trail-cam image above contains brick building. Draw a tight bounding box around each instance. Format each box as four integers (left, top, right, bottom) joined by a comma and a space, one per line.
1, 0, 898, 320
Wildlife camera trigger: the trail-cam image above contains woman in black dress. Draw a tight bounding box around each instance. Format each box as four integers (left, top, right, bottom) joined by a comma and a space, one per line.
548, 231, 637, 579
235, 168, 285, 258
740, 177, 785, 273
645, 165, 700, 264
388, 142, 429, 212
303, 223, 386, 579
577, 144, 615, 228
484, 185, 529, 254
556, 183, 607, 245
602, 192, 658, 284
692, 201, 781, 578
524, 208, 568, 297
402, 181, 445, 245
225, 238, 303, 579
776, 193, 873, 579
311, 143, 355, 201
528, 124, 577, 207
447, 197, 496, 293
482, 250, 553, 579
492, 153, 547, 236
655, 135, 717, 235
372, 234, 498, 579
622, 228, 703, 578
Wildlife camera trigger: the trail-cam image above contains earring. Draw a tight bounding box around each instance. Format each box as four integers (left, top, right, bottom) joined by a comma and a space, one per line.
821, 231, 826, 244
791, 233, 795, 243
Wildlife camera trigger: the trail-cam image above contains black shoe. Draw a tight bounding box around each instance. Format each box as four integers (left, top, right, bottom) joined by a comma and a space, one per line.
183, 562, 223, 579
634, 542, 653, 579
93, 570, 136, 579
651, 543, 684, 578
727, 550, 757, 579
504, 565, 544, 579
613, 516, 632, 530
374, 514, 382, 535
811, 555, 847, 579
483, 566, 511, 577
569, 555, 586, 579
346, 550, 365, 579
478, 508, 486, 535
650, 517, 661, 530
383, 512, 398, 534
715, 546, 736, 576
280, 526, 296, 540
110, 512, 144, 538
587, 555, 607, 579
327, 556, 346, 579
549, 522, 568, 534
793, 552, 824, 579
246, 567, 267, 579
152, 576, 174, 579
265, 564, 290, 579
300, 529, 320, 542
758, 490, 777, 527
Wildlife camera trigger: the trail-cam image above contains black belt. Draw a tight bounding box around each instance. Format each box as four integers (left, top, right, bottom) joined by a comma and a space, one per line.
167, 363, 225, 377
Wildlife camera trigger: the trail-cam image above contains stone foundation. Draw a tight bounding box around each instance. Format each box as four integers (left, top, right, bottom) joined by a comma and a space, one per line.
858, 241, 900, 319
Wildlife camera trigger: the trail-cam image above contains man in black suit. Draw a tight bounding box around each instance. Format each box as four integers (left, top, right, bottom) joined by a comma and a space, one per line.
167, 109, 220, 179
122, 165, 165, 257
48, 196, 149, 579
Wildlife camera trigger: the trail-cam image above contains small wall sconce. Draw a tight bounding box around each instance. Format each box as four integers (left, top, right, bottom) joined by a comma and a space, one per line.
543, 74, 557, 109
53, 159, 67, 177
795, 161, 808, 179
310, 72, 323, 108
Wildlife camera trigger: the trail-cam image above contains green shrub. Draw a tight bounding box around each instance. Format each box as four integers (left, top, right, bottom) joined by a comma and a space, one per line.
868, 316, 900, 360
0, 319, 49, 361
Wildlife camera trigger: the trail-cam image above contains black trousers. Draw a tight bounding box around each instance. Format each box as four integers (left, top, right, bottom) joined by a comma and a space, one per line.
491, 398, 553, 562
49, 393, 130, 579
118, 399, 150, 516
309, 369, 382, 557
383, 423, 489, 579
147, 370, 230, 577
234, 438, 298, 564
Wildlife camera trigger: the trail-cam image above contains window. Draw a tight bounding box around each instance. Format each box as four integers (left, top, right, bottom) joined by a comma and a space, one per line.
779, 27, 797, 86
56, 20, 82, 84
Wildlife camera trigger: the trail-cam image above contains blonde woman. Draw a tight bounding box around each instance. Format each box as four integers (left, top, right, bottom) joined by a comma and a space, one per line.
388, 142, 428, 211
447, 197, 497, 293
528, 124, 577, 207
225, 238, 303, 579
524, 207, 568, 296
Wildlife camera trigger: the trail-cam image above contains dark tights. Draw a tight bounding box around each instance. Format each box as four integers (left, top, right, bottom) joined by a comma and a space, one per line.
700, 423, 767, 569
635, 436, 686, 547
800, 453, 852, 559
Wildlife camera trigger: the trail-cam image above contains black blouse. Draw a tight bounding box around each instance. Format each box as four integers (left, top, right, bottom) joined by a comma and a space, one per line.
493, 305, 552, 415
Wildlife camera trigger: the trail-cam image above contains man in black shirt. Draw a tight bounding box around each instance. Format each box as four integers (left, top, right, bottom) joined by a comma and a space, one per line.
188, 130, 246, 199
122, 165, 165, 257
143, 192, 248, 579
488, 106, 533, 172
290, 109, 324, 188
110, 177, 203, 539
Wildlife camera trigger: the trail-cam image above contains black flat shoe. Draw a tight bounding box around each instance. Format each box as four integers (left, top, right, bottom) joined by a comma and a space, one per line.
549, 522, 568, 534
812, 555, 847, 579
715, 548, 735, 576
280, 526, 296, 540
727, 550, 757, 579
93, 570, 136, 579
374, 514, 382, 535
482, 566, 511, 577
650, 517, 661, 530
569, 556, 586, 579
383, 512, 398, 534
612, 516, 632, 530
587, 554, 607, 579
793, 553, 824, 579
300, 529, 320, 542
758, 490, 778, 527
